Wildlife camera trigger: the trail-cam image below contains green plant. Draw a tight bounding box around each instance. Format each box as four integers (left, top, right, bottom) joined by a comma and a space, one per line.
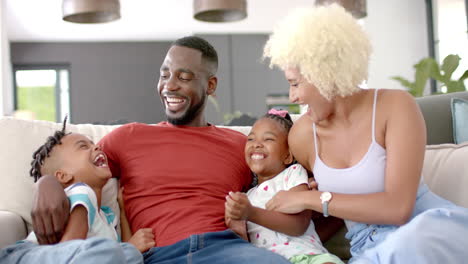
208, 95, 253, 125
391, 54, 468, 97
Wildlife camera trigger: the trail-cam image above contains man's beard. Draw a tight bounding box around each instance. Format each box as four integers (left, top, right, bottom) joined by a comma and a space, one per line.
167, 93, 206, 125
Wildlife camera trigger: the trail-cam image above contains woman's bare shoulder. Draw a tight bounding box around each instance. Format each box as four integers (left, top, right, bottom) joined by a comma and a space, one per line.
290, 114, 314, 136
377, 89, 415, 105
289, 115, 315, 170
373, 89, 418, 116
374, 88, 425, 139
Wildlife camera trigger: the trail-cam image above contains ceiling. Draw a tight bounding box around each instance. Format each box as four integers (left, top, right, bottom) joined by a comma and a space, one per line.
5, 0, 315, 42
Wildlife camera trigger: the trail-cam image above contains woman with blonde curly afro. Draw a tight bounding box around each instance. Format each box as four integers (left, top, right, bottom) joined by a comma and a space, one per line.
264, 3, 468, 263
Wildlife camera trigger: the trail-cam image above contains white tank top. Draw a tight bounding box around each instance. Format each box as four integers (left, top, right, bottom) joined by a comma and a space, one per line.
312, 90, 386, 227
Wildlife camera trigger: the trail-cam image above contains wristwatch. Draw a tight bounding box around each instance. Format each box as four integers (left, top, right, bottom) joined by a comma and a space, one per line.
320, 191, 333, 217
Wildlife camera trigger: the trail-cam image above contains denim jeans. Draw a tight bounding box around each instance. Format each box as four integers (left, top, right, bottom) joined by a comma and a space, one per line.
0, 237, 142, 264
346, 184, 468, 264
143, 229, 290, 264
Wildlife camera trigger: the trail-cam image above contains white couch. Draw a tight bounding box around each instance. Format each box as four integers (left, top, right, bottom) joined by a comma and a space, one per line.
1, 92, 468, 260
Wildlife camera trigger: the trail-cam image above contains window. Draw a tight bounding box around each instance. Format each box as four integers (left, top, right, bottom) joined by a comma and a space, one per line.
432, 0, 468, 92
13, 66, 70, 122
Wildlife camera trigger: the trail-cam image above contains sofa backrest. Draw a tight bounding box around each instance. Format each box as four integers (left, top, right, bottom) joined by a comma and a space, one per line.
415, 91, 468, 145
1, 91, 467, 231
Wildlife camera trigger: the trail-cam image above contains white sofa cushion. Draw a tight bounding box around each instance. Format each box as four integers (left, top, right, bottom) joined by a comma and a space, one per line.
0, 211, 27, 248
422, 142, 468, 208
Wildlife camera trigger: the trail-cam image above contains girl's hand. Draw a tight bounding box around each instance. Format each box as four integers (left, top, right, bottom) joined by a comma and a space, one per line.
128, 228, 155, 253
225, 192, 252, 220
266, 190, 308, 214
308, 177, 318, 190
225, 216, 249, 241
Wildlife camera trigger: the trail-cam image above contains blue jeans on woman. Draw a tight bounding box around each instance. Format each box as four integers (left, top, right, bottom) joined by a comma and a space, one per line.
346, 183, 468, 264
143, 229, 290, 264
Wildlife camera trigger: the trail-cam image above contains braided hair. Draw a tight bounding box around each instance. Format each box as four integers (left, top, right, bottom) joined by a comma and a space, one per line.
249, 111, 294, 188
262, 112, 293, 134
30, 116, 69, 182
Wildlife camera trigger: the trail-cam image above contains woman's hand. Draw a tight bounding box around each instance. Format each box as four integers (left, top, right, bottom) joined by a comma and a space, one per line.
225, 192, 252, 220
31, 175, 70, 245
266, 190, 309, 214
128, 228, 155, 253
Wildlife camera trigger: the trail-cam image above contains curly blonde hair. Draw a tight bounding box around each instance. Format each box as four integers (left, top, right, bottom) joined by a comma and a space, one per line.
263, 4, 372, 100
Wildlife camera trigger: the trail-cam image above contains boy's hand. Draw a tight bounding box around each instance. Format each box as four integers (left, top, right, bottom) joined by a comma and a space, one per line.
117, 186, 125, 210
128, 228, 155, 253
225, 192, 252, 220
31, 175, 70, 244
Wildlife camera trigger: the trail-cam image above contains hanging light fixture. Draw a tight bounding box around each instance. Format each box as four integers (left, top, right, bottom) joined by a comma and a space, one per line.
193, 0, 247, 23
62, 0, 121, 24
315, 0, 366, 19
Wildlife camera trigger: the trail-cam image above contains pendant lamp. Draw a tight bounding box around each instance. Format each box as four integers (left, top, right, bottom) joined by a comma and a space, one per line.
193, 0, 247, 22
315, 0, 366, 18
62, 0, 121, 24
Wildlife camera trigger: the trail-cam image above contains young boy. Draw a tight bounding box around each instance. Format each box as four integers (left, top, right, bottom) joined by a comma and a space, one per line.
2, 118, 153, 264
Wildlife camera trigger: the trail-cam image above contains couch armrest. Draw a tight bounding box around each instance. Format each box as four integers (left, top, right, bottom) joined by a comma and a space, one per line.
0, 211, 28, 249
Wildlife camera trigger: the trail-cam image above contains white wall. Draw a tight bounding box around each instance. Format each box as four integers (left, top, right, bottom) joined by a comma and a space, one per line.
2, 0, 430, 116
364, 0, 429, 90
0, 1, 4, 117
0, 1, 12, 117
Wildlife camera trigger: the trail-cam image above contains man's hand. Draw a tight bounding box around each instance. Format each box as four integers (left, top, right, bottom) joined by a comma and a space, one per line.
225, 192, 252, 220
128, 228, 155, 253
31, 175, 69, 244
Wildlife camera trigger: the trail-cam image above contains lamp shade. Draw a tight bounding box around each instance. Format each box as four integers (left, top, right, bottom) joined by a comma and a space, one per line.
62, 0, 121, 23
315, 0, 366, 18
193, 0, 247, 22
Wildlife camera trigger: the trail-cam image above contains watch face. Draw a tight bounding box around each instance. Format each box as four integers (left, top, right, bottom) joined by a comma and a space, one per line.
321, 192, 332, 201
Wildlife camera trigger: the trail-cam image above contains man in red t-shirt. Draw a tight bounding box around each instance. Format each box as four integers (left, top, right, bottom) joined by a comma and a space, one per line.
30, 36, 291, 264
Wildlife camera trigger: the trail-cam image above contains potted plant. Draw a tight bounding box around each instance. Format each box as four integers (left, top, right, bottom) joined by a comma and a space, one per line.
391, 54, 468, 97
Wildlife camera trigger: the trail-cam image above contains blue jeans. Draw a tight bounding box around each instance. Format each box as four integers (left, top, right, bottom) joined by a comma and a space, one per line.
346, 184, 468, 264
0, 237, 142, 264
143, 229, 290, 264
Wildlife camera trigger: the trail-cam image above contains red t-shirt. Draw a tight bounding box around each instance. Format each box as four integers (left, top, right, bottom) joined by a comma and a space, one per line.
99, 122, 251, 246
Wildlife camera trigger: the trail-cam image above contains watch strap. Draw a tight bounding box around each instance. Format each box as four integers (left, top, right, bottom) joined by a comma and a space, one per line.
322, 201, 329, 217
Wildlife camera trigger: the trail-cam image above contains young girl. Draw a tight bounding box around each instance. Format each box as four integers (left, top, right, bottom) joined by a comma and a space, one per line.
225, 109, 343, 264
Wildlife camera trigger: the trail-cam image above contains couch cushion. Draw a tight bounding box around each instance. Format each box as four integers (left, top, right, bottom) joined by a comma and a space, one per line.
422, 142, 468, 208
451, 97, 468, 144
0, 118, 120, 231
416, 91, 468, 145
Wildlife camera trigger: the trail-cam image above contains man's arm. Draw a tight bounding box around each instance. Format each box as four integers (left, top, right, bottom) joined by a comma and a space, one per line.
31, 175, 69, 244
